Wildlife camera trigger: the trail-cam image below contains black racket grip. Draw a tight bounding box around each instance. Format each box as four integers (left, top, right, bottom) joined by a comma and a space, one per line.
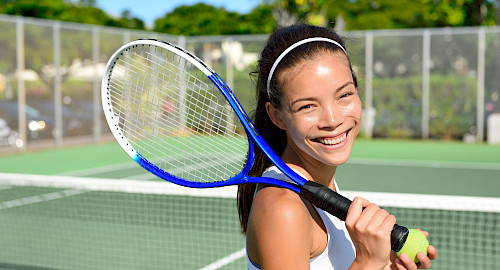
300, 181, 409, 252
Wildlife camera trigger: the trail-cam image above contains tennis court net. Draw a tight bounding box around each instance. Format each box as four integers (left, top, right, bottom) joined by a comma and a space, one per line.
0, 173, 499, 270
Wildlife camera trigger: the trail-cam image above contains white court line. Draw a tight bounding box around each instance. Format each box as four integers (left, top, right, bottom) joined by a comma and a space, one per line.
198, 248, 246, 270
0, 189, 87, 210
346, 157, 500, 170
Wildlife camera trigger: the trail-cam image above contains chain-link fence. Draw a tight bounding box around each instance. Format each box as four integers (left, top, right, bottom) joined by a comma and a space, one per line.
1, 14, 499, 152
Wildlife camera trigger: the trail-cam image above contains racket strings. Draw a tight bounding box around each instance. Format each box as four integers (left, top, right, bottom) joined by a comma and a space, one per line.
107, 44, 249, 183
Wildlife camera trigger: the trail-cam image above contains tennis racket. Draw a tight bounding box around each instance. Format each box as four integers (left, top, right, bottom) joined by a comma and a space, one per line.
102, 39, 409, 252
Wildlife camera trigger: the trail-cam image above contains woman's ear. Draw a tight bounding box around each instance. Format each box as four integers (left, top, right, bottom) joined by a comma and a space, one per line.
265, 102, 287, 130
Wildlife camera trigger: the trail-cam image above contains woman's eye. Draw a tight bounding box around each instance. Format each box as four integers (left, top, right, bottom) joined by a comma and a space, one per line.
340, 92, 354, 98
298, 104, 313, 111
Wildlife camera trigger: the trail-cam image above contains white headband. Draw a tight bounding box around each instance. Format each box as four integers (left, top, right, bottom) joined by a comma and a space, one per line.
266, 37, 347, 99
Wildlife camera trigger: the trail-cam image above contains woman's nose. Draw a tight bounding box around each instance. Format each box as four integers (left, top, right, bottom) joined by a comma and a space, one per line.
317, 104, 342, 129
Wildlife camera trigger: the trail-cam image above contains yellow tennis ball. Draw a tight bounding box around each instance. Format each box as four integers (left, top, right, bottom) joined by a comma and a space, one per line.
397, 229, 429, 263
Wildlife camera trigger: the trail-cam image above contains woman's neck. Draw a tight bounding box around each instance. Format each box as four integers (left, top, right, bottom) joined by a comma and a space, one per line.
281, 145, 337, 191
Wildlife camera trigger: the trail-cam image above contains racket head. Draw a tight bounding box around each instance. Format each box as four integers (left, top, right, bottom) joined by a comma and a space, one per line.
101, 39, 254, 187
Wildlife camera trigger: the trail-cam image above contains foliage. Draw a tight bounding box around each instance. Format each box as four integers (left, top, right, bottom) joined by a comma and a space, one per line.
371, 75, 477, 140
270, 0, 498, 30
272, 0, 333, 27
0, 0, 497, 34
0, 0, 145, 30
238, 4, 276, 35
153, 3, 275, 36
342, 0, 432, 30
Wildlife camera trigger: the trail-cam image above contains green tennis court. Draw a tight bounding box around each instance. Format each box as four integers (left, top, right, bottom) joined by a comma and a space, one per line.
0, 139, 499, 269
1, 139, 499, 197
1, 183, 243, 269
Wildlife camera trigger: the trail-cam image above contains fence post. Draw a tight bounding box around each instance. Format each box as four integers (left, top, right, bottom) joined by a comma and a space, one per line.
476, 28, 486, 142
92, 26, 101, 142
364, 31, 374, 139
53, 21, 63, 147
224, 37, 236, 134
16, 17, 26, 150
422, 29, 431, 140
123, 30, 131, 44
225, 37, 234, 89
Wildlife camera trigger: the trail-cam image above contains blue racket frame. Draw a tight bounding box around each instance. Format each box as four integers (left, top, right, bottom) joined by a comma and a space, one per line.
102, 39, 306, 192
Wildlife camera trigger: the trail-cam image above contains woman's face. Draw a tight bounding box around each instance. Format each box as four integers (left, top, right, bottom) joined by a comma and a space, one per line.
268, 51, 362, 167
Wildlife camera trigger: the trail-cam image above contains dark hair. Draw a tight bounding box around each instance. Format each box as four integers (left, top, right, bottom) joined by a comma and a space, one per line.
236, 24, 358, 234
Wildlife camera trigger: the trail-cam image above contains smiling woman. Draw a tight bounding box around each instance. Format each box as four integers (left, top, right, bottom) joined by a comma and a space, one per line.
237, 24, 437, 270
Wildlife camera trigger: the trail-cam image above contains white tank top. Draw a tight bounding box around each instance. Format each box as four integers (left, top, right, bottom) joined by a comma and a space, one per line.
246, 167, 356, 269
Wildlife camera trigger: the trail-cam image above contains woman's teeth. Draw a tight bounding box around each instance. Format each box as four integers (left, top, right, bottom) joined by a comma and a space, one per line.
317, 132, 347, 145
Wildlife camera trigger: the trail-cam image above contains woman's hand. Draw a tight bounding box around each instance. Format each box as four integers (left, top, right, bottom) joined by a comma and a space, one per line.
346, 197, 396, 270
386, 230, 438, 270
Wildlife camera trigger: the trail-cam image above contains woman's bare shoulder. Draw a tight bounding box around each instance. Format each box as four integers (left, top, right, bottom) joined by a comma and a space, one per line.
247, 185, 314, 268
250, 185, 311, 229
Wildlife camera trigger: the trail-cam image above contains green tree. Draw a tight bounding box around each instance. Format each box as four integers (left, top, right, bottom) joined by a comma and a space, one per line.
271, 0, 336, 27
116, 10, 145, 30
153, 3, 275, 36
0, 0, 145, 30
338, 0, 497, 30
269, 0, 498, 30
153, 4, 238, 36
239, 4, 276, 34
340, 0, 429, 30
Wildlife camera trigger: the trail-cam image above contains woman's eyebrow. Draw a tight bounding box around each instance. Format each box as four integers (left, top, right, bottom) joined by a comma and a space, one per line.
336, 81, 355, 92
290, 97, 316, 107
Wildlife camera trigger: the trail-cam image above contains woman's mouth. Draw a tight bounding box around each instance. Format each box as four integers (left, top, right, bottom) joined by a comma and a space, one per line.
316, 131, 348, 146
